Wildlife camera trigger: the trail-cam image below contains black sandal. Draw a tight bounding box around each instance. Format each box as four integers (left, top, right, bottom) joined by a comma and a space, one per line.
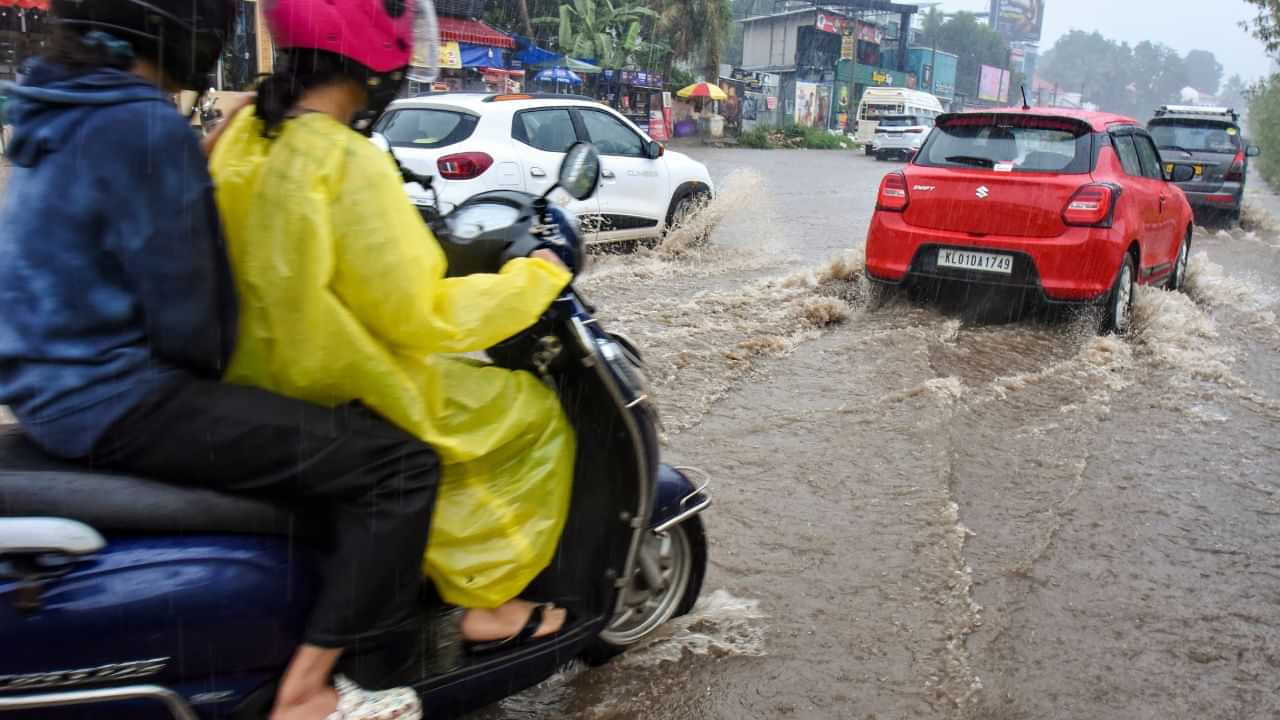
466, 602, 563, 655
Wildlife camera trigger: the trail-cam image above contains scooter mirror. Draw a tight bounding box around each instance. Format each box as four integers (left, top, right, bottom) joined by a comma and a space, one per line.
370, 132, 391, 152
558, 142, 602, 201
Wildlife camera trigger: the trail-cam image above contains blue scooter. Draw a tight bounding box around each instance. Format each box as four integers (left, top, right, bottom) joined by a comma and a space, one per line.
0, 143, 711, 719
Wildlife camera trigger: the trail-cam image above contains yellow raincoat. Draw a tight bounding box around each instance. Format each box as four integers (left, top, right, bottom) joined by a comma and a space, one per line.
209, 110, 575, 608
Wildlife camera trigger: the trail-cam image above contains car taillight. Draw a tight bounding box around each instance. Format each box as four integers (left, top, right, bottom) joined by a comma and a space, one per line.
877, 171, 909, 212
1062, 184, 1116, 227
1225, 151, 1245, 182
437, 152, 493, 180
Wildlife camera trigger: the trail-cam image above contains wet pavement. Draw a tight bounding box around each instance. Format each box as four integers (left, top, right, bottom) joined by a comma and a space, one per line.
479, 152, 1280, 719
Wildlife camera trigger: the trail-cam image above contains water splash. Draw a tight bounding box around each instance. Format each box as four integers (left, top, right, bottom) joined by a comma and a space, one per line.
616, 589, 768, 667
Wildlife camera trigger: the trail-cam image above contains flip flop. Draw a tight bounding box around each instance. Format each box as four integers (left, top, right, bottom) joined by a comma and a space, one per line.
466, 602, 565, 655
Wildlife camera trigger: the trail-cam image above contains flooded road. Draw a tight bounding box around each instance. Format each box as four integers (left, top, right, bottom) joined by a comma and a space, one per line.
479, 151, 1280, 719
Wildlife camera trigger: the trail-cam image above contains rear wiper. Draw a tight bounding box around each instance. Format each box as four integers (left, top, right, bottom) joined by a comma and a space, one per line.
945, 155, 996, 168
1158, 144, 1195, 156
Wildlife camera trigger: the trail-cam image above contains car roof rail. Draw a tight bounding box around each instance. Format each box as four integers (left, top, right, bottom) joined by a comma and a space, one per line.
482, 92, 600, 103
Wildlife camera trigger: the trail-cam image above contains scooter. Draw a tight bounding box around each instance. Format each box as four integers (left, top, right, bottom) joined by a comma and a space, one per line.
0, 143, 711, 719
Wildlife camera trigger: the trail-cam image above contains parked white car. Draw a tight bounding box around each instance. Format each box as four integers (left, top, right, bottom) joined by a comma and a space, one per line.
371, 93, 714, 245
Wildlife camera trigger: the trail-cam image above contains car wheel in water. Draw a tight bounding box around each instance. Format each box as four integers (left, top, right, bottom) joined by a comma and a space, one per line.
1102, 253, 1136, 335
581, 517, 707, 665
665, 191, 712, 246
1167, 231, 1191, 292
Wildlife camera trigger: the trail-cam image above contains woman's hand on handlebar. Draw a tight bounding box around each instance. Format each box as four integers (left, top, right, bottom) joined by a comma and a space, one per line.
531, 249, 569, 273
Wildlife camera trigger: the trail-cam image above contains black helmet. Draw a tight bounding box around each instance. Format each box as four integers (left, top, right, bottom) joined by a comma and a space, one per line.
50, 0, 233, 89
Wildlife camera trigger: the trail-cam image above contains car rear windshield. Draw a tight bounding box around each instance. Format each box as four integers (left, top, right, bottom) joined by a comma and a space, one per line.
376, 108, 479, 149
1148, 119, 1241, 154
916, 115, 1093, 173
877, 115, 923, 128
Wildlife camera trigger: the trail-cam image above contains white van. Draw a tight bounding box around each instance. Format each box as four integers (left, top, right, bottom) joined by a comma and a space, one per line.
854, 87, 944, 154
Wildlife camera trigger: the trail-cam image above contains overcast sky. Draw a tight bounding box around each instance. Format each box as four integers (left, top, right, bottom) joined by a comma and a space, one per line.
929, 0, 1274, 82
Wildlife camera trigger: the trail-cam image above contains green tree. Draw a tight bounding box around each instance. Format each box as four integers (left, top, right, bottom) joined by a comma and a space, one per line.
1040, 31, 1141, 114
1242, 0, 1280, 53
655, 0, 732, 80
923, 12, 1010, 100
1247, 74, 1280, 185
1183, 49, 1224, 95
1221, 73, 1250, 109
535, 0, 657, 67
1131, 41, 1189, 116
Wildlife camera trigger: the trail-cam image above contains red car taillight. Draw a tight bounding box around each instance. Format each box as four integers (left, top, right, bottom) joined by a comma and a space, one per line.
1062, 184, 1116, 227
1224, 150, 1245, 182
877, 172, 909, 212
437, 152, 493, 180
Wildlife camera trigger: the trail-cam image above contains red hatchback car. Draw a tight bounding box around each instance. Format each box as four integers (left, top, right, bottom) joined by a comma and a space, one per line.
864, 108, 1196, 333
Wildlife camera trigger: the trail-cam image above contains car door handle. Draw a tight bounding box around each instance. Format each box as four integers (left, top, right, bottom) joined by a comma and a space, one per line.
601, 169, 616, 179
530, 167, 546, 178
1159, 194, 1167, 212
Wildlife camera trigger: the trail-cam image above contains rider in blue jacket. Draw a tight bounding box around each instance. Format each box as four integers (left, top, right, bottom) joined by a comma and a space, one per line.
0, 3, 435, 718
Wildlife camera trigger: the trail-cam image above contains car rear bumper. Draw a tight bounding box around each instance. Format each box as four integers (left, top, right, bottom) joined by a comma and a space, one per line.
864, 212, 1121, 303
872, 137, 923, 152
1181, 186, 1243, 212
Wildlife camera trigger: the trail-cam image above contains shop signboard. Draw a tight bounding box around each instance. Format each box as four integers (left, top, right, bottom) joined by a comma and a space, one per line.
856, 20, 883, 44
841, 33, 855, 61
815, 11, 849, 35
414, 39, 461, 69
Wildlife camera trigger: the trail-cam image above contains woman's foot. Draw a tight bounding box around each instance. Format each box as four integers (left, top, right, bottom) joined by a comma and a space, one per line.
269, 685, 338, 720
271, 677, 421, 720
460, 599, 567, 643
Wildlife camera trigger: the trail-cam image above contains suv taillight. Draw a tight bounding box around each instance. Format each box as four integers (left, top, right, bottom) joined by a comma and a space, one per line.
437, 152, 493, 180
1062, 184, 1117, 227
877, 172, 909, 212
1225, 150, 1245, 182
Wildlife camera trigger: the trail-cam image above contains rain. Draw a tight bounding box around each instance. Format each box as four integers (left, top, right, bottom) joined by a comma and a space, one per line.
3, 0, 1280, 719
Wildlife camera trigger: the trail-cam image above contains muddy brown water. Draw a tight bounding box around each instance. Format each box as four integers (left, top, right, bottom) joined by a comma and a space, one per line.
477, 155, 1280, 719
5, 146, 1280, 719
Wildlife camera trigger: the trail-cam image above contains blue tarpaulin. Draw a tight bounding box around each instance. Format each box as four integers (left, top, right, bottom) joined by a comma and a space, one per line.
459, 43, 505, 68
512, 35, 559, 67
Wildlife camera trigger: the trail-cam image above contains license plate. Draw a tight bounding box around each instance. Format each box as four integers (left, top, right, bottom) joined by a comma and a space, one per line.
1167, 163, 1203, 178
938, 249, 1014, 274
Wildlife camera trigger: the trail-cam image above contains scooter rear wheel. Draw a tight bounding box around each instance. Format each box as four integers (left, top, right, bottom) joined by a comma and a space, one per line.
581, 517, 707, 664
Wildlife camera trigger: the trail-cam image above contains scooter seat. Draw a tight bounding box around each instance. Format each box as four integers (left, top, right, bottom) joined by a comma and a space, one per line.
0, 427, 317, 537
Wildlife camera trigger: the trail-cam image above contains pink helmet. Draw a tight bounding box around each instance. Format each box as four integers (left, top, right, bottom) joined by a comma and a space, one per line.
264, 0, 419, 73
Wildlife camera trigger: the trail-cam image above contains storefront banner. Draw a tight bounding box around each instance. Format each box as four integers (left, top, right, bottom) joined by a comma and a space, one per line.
815, 11, 848, 34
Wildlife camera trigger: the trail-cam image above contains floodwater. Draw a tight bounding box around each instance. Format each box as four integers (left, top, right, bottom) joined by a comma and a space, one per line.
478, 152, 1280, 719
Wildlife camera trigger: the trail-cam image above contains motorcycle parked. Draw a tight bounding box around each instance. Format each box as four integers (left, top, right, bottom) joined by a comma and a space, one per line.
0, 143, 711, 719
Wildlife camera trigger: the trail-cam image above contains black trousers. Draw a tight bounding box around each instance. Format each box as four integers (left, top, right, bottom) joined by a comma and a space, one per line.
91, 377, 440, 648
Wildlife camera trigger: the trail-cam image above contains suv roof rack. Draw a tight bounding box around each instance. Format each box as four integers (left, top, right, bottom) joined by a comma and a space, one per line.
481, 92, 600, 103
1154, 104, 1238, 122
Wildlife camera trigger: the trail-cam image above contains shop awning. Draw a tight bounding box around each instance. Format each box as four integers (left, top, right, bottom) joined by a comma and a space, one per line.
437, 16, 514, 49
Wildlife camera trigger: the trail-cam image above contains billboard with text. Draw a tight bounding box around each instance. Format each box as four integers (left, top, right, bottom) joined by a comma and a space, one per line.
978, 64, 1011, 103
991, 0, 1045, 43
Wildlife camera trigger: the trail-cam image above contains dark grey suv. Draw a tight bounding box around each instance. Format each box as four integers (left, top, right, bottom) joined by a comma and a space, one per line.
1148, 105, 1261, 226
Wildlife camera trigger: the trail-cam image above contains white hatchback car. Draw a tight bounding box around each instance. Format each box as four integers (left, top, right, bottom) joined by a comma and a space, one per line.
372, 93, 714, 244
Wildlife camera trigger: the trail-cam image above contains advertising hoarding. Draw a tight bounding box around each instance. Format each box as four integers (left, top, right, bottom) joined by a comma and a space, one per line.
978, 64, 1010, 103
991, 0, 1045, 43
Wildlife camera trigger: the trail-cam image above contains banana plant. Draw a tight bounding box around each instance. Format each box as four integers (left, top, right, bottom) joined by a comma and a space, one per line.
535, 0, 657, 68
